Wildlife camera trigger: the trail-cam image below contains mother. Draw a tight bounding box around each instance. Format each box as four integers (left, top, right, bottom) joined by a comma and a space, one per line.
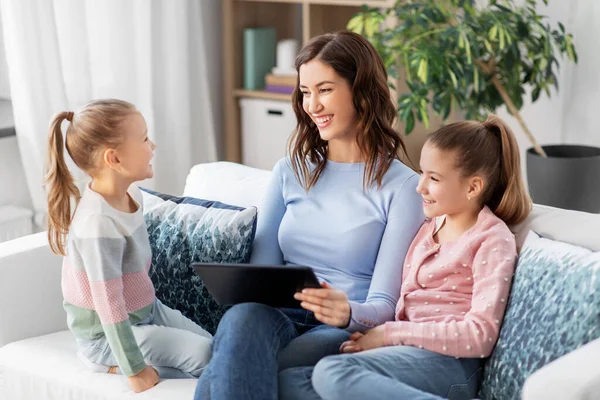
194, 31, 425, 400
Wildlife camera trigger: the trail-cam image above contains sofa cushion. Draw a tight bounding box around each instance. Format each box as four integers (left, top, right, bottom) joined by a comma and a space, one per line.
183, 161, 272, 210
141, 188, 257, 334
0, 330, 197, 399
479, 231, 600, 399
511, 204, 600, 251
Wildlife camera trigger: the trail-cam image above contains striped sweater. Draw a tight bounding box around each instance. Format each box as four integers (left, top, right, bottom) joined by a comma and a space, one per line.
62, 184, 155, 376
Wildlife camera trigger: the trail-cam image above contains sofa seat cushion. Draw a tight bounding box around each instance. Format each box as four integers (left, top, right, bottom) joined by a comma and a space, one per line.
0, 331, 196, 399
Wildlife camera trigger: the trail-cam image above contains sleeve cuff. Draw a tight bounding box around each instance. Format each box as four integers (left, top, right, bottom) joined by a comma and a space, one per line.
384, 321, 407, 346
346, 301, 381, 333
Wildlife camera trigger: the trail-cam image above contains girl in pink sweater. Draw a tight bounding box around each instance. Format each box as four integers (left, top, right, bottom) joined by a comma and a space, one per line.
279, 115, 532, 400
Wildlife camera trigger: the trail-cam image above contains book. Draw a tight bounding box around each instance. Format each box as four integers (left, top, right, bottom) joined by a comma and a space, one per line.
244, 27, 276, 90
264, 84, 295, 94
265, 73, 297, 87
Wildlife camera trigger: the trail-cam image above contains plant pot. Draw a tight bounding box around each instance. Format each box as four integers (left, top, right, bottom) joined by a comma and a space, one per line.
526, 145, 600, 213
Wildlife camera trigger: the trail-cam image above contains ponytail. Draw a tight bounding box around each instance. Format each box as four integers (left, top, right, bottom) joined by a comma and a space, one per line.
483, 115, 532, 226
45, 112, 81, 256
426, 114, 532, 226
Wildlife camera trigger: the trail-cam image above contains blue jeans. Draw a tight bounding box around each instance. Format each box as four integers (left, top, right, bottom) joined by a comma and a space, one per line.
279, 345, 484, 400
194, 302, 350, 400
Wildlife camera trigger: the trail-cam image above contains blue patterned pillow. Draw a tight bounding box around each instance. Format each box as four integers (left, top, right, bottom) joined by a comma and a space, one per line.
479, 231, 600, 399
140, 188, 257, 334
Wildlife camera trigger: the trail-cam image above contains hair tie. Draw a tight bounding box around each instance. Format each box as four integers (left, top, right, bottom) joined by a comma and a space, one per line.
66, 111, 74, 122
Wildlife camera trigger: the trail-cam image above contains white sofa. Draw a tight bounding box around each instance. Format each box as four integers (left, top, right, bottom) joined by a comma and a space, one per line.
0, 161, 599, 400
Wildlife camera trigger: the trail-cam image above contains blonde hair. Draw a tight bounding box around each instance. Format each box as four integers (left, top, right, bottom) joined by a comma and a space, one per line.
45, 99, 137, 255
426, 114, 532, 226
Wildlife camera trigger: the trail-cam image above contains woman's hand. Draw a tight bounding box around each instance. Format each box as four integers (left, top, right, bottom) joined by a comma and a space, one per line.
340, 325, 386, 353
128, 366, 159, 393
294, 281, 351, 327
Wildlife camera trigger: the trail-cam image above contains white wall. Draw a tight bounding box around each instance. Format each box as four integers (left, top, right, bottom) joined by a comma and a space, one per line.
0, 8, 10, 98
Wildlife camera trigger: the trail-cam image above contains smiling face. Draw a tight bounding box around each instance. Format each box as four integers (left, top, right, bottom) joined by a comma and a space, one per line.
416, 141, 477, 218
112, 112, 156, 181
298, 59, 359, 144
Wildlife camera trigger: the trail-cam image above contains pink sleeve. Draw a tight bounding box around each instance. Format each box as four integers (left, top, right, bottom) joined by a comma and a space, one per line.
384, 228, 517, 358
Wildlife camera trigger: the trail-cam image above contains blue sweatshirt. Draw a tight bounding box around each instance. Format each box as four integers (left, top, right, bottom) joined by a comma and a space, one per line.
250, 158, 425, 332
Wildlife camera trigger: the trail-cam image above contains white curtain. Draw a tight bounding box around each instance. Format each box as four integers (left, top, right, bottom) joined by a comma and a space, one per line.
0, 0, 218, 225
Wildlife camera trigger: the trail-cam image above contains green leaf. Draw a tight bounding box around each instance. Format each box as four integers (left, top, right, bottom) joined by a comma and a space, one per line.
365, 18, 377, 37
417, 58, 428, 83
347, 15, 364, 34
489, 25, 498, 41
405, 111, 415, 134
419, 104, 430, 129
532, 86, 541, 102
484, 39, 493, 53
449, 70, 458, 89
473, 67, 479, 92
566, 35, 576, 61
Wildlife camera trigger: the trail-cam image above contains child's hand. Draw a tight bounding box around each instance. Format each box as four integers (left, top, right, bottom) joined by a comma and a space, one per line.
340, 326, 386, 353
128, 366, 159, 393
294, 281, 351, 327
356, 325, 386, 351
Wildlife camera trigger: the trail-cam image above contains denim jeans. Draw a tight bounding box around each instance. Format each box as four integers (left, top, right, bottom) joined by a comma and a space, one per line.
279, 345, 484, 400
78, 298, 212, 378
194, 302, 350, 400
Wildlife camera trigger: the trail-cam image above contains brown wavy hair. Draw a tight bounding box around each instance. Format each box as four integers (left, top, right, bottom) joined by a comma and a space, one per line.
426, 115, 532, 225
45, 99, 137, 255
288, 31, 409, 190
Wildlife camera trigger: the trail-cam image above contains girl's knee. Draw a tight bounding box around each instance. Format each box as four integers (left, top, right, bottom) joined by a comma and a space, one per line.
312, 356, 350, 399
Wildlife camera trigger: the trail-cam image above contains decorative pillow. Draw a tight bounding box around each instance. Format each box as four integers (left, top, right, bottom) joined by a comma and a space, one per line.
140, 187, 257, 334
479, 230, 600, 399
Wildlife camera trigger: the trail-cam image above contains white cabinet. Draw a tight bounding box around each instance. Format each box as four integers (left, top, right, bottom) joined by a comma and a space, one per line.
240, 98, 296, 171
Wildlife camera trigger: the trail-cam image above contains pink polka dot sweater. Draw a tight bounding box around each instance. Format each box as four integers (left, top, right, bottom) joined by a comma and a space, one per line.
384, 206, 518, 358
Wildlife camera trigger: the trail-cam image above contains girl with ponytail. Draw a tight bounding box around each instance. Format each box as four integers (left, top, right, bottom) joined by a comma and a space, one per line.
280, 114, 532, 400
45, 100, 212, 393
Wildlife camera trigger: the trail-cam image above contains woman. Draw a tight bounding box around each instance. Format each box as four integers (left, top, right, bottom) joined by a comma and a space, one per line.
194, 31, 425, 400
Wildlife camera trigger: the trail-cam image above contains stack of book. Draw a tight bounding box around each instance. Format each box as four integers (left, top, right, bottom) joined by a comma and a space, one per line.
264, 73, 297, 95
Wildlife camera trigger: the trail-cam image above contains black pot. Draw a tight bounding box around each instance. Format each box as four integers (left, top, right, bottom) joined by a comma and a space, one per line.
526, 144, 600, 213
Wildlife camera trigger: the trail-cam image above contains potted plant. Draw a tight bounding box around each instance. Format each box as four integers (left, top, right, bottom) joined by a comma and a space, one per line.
348, 0, 600, 213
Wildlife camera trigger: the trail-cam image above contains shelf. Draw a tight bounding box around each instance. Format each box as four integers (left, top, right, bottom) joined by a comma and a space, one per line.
233, 89, 293, 102
234, 0, 303, 4
234, 0, 393, 5
308, 0, 393, 6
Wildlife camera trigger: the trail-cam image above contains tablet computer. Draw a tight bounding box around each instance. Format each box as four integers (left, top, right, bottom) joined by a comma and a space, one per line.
192, 263, 321, 308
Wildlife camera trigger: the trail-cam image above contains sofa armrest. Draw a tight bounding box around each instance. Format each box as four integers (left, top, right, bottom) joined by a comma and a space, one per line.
0, 232, 66, 348
522, 338, 600, 400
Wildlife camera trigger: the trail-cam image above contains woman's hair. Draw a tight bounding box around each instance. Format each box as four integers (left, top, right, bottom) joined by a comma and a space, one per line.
288, 31, 409, 190
426, 114, 531, 225
45, 99, 137, 255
